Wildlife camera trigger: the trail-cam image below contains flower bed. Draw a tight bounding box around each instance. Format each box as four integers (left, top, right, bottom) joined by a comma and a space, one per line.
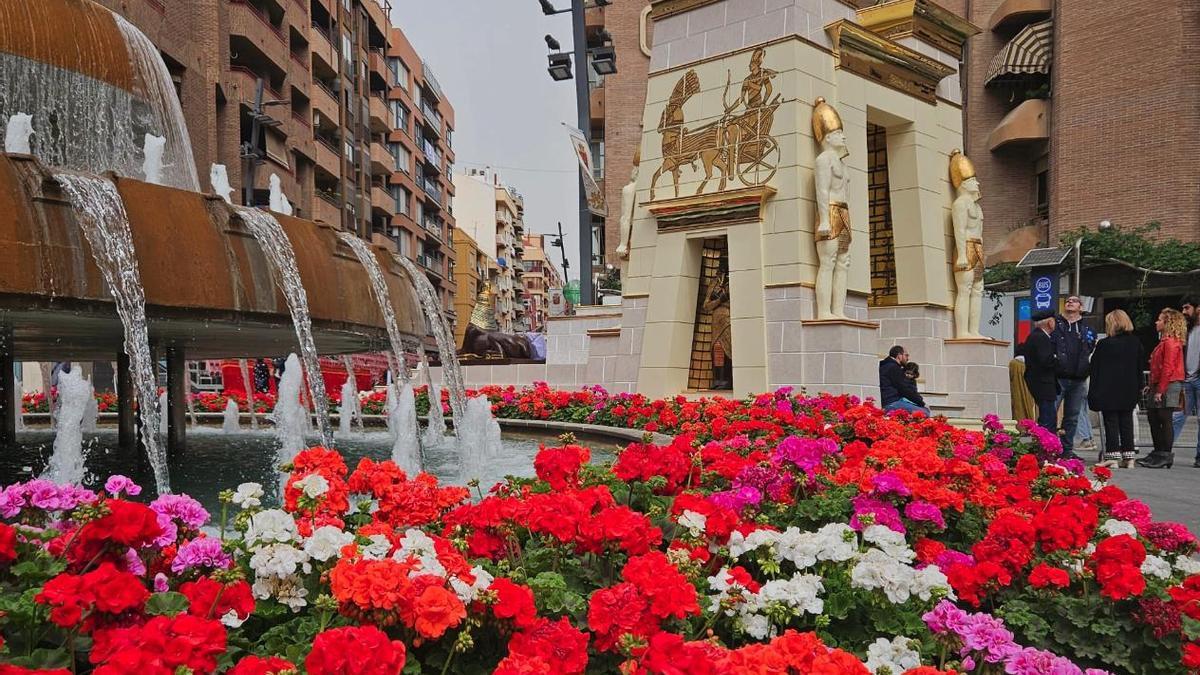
1, 390, 1198, 674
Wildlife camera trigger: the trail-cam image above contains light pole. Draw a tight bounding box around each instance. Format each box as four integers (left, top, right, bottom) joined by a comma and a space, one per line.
540, 0, 616, 306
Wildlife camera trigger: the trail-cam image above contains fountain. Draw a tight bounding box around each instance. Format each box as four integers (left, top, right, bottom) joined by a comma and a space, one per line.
392, 254, 466, 421
268, 173, 293, 216
271, 353, 307, 467
338, 374, 358, 437
14, 378, 23, 432
54, 173, 168, 493
238, 359, 259, 430
423, 380, 448, 448
335, 232, 408, 387
222, 398, 240, 434
0, 6, 198, 190
235, 207, 333, 448
81, 378, 99, 433
391, 383, 420, 475
457, 395, 504, 476
210, 164, 234, 204
141, 133, 165, 185
159, 390, 168, 436
5, 113, 32, 154
41, 367, 91, 485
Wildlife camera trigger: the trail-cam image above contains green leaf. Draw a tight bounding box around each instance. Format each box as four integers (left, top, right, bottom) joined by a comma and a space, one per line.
145, 591, 191, 617
7, 647, 72, 669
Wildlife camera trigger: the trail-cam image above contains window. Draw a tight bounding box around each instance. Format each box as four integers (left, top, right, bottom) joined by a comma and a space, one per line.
446, 127, 453, 148
389, 142, 410, 174
590, 139, 604, 181
390, 101, 409, 134
398, 231, 410, 257
388, 58, 410, 91
391, 185, 410, 216
341, 33, 352, 64
1035, 170, 1049, 218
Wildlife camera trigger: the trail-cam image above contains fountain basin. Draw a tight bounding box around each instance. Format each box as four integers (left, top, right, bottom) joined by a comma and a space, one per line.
0, 153, 424, 359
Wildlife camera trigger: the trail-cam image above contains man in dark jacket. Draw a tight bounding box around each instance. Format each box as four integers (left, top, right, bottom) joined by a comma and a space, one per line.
1053, 296, 1096, 457
879, 345, 929, 415
1022, 309, 1061, 441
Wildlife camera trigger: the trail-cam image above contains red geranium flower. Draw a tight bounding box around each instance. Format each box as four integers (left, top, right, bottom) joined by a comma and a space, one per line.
305, 625, 406, 675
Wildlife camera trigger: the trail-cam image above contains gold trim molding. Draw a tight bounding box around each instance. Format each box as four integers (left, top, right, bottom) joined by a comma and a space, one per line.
649, 0, 722, 20
644, 185, 776, 232
801, 318, 881, 330
944, 337, 1012, 347
825, 20, 955, 103
856, 0, 981, 59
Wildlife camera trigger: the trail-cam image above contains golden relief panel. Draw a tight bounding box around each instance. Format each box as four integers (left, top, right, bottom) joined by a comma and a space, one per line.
648, 48, 783, 203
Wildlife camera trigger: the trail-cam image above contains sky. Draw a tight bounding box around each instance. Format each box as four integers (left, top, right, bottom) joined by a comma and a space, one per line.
391, 1, 583, 279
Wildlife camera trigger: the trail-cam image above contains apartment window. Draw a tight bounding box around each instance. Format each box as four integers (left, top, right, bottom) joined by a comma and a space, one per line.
1035, 170, 1049, 218
446, 127, 453, 148
398, 231, 410, 257
341, 33, 352, 64
391, 101, 409, 134
388, 58, 410, 91
389, 142, 411, 174
390, 184, 410, 216
343, 140, 354, 161
590, 139, 604, 181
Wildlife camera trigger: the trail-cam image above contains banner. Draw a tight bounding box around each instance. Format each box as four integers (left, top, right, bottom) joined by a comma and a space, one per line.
564, 124, 606, 217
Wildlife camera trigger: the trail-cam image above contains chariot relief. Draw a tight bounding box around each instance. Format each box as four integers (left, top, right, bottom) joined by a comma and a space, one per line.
648, 47, 782, 201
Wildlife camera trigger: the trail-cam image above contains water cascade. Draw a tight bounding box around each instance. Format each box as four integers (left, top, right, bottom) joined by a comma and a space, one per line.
338, 356, 359, 437
54, 173, 168, 493
81, 378, 98, 433
222, 397, 240, 434
268, 174, 293, 216
5, 113, 32, 153
238, 358, 259, 430
41, 367, 91, 485
14, 378, 23, 432
235, 207, 333, 447
457, 395, 504, 478
184, 372, 198, 428
271, 353, 307, 468
0, 10, 199, 191
210, 164, 234, 204
391, 254, 466, 420
422, 353, 447, 448
335, 232, 409, 386
391, 382, 421, 475
141, 133, 164, 185
158, 390, 168, 436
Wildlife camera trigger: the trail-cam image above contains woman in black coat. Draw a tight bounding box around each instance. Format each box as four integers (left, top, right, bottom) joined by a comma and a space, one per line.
1089, 310, 1144, 468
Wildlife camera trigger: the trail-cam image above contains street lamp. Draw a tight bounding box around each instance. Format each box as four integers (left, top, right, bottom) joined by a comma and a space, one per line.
547, 51, 573, 81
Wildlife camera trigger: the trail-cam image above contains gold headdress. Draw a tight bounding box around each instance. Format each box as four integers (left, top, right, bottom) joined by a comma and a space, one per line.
811, 97, 843, 144
949, 149, 976, 189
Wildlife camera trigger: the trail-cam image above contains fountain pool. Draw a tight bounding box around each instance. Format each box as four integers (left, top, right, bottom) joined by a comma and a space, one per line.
0, 428, 620, 515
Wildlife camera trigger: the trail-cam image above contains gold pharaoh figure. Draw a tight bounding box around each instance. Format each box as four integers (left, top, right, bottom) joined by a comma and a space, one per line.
950, 149, 985, 338
812, 97, 852, 319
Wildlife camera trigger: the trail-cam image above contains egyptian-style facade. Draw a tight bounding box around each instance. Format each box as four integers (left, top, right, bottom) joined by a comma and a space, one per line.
467, 0, 1013, 418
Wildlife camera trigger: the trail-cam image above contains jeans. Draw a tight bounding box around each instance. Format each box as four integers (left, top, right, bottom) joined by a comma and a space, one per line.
884, 398, 930, 416
1036, 398, 1058, 434
1056, 378, 1087, 455
1171, 378, 1200, 459
1100, 410, 1135, 455
1075, 389, 1093, 442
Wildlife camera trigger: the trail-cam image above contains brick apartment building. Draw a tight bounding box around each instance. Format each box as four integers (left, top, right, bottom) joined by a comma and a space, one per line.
520, 235, 565, 332
587, 0, 652, 273
936, 0, 1200, 252
452, 170, 528, 334
94, 0, 458, 329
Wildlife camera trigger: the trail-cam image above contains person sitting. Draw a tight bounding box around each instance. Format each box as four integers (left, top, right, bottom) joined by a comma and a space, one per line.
879, 345, 930, 416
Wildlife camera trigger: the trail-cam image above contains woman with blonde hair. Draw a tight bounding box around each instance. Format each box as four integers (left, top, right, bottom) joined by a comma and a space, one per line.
1138, 308, 1187, 468
1088, 310, 1143, 467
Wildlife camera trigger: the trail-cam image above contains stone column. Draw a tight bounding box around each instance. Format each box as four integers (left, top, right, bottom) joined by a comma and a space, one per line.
117, 352, 136, 450
166, 344, 187, 459
0, 324, 15, 445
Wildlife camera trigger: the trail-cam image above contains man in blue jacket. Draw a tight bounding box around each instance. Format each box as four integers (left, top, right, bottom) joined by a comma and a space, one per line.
1053, 296, 1095, 460
879, 345, 929, 415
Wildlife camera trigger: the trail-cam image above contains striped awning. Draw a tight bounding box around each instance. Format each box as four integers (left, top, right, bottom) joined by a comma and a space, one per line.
985, 19, 1053, 85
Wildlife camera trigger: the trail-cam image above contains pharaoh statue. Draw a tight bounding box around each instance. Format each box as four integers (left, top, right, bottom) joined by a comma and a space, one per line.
616, 147, 640, 260
950, 150, 984, 338
812, 98, 851, 320
702, 273, 732, 389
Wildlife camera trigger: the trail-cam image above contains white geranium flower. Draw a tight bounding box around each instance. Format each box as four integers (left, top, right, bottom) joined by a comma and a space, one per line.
249, 543, 311, 578
220, 608, 246, 628
1101, 519, 1138, 538
728, 529, 779, 558
252, 574, 309, 611
293, 473, 330, 498
741, 613, 772, 640
758, 573, 825, 616
450, 566, 495, 603
394, 528, 446, 578
232, 482, 264, 509
866, 636, 921, 674
851, 548, 916, 604
678, 510, 708, 538
1175, 555, 1200, 575
304, 525, 356, 562
361, 534, 393, 560
244, 509, 299, 546
1142, 554, 1173, 580
815, 523, 858, 563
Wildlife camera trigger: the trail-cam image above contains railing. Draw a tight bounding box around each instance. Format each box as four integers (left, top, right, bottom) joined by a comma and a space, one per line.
421, 60, 444, 99
228, 65, 283, 100
421, 102, 441, 132
421, 140, 442, 168
416, 175, 443, 205
228, 0, 286, 44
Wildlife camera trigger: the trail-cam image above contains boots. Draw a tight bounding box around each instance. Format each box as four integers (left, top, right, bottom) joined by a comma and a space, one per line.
1135, 451, 1174, 469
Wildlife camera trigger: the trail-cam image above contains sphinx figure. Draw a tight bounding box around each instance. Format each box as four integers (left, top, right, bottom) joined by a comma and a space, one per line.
616, 147, 640, 261
812, 98, 851, 320
950, 150, 984, 338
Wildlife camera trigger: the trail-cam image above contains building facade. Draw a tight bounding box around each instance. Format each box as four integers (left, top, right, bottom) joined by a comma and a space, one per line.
953, 0, 1200, 254
94, 0, 457, 327
520, 235, 566, 332
451, 228, 494, 346
451, 170, 528, 334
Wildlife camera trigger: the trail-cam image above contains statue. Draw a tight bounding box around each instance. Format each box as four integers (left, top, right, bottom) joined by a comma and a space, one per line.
461, 324, 532, 359
702, 273, 732, 389
209, 164, 234, 204
812, 98, 851, 320
950, 150, 984, 338
616, 147, 640, 260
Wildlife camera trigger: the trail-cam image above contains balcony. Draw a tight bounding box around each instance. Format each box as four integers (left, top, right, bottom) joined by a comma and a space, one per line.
421, 215, 443, 242
312, 81, 339, 127
368, 94, 389, 133
420, 100, 441, 134
987, 98, 1050, 151
309, 23, 336, 72
315, 136, 341, 175
368, 50, 389, 91
363, 0, 390, 35
369, 141, 395, 176
370, 185, 393, 214
989, 0, 1051, 31
416, 174, 443, 205
589, 83, 604, 125
314, 191, 341, 225
229, 2, 288, 69
420, 139, 442, 171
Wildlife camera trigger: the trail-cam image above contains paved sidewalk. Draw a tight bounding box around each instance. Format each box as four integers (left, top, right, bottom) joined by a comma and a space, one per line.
1092, 413, 1200, 535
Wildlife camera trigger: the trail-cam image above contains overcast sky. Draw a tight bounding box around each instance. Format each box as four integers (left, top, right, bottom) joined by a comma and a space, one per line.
391, 1, 582, 279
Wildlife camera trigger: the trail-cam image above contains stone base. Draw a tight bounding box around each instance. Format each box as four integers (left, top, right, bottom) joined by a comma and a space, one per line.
765, 288, 880, 400
941, 338, 1012, 419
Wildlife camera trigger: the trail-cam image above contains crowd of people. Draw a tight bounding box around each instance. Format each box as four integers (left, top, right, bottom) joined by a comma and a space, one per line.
1018, 294, 1200, 469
